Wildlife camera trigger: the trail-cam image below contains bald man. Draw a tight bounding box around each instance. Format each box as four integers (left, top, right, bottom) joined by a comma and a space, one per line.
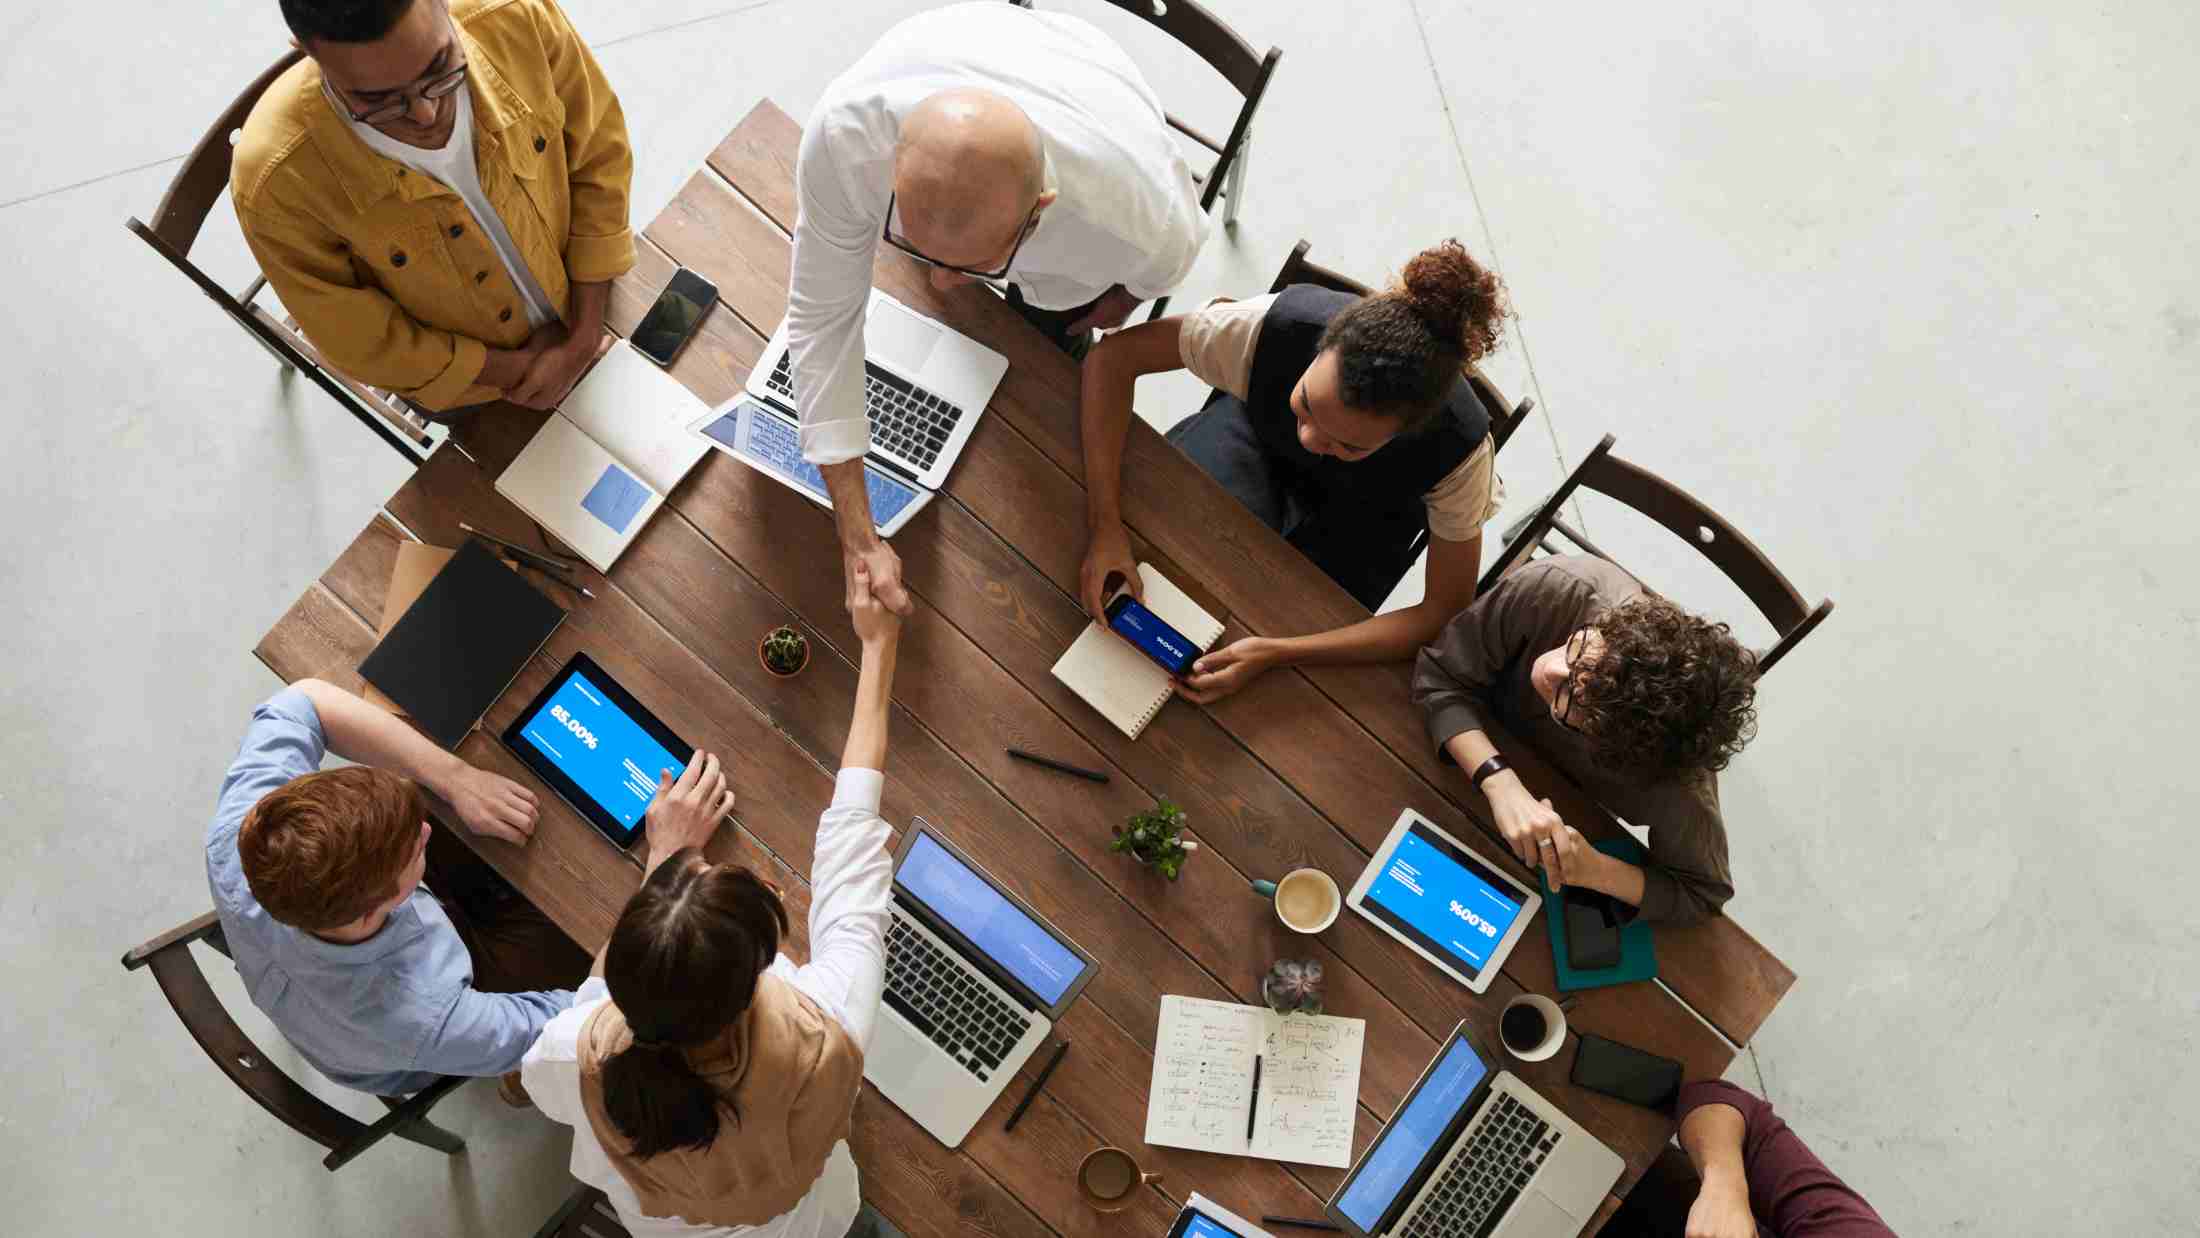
790, 2, 1209, 617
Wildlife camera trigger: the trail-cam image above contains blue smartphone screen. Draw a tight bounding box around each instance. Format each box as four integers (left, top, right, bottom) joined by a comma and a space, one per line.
1106, 595, 1199, 676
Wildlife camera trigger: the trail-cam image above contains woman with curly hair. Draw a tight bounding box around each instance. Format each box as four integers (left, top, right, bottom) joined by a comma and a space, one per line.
1412, 555, 1760, 923
1078, 239, 1512, 704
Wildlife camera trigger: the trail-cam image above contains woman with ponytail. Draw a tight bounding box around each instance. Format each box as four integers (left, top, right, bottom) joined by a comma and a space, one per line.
522, 563, 904, 1238
1079, 239, 1514, 703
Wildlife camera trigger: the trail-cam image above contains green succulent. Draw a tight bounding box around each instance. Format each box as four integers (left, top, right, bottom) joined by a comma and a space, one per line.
761, 626, 809, 674
1111, 799, 1196, 881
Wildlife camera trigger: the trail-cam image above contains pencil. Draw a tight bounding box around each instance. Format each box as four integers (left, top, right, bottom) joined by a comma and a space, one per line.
1005, 748, 1109, 783
1001, 1040, 1070, 1132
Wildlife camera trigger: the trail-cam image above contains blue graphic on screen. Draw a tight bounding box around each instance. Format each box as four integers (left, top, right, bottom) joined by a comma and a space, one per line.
1181, 1213, 1242, 1238
1336, 1038, 1490, 1231
703, 403, 921, 525
899, 833, 1084, 1005
1108, 597, 1197, 674
1365, 827, 1525, 975
517, 671, 682, 830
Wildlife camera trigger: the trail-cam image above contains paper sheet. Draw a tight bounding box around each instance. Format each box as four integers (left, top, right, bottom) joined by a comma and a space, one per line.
1144, 995, 1364, 1168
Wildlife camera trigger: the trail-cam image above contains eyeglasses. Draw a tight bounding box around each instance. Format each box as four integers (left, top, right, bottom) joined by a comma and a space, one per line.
1553, 628, 1593, 733
325, 58, 469, 127
881, 191, 1041, 281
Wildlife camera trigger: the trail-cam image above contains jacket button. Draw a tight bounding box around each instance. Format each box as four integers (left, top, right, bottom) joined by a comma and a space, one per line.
534, 136, 547, 153
391, 250, 407, 268
395, 168, 407, 177
475, 270, 489, 284
448, 223, 464, 238
499, 307, 513, 322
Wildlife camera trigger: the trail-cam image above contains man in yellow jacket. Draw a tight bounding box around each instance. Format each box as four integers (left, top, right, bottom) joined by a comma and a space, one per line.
236, 0, 634, 414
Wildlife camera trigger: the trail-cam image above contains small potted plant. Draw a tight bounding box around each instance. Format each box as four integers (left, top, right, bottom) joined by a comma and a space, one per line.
758, 625, 811, 677
1111, 798, 1197, 880
1262, 958, 1325, 1015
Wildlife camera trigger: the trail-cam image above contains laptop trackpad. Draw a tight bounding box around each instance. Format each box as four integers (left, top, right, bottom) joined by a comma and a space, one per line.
1499, 1190, 1577, 1236
867, 299, 942, 376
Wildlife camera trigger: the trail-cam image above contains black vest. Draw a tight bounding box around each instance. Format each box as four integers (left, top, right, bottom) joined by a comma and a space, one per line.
1244, 285, 1489, 606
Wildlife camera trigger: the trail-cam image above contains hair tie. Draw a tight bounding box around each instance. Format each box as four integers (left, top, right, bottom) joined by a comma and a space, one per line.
630, 1034, 679, 1052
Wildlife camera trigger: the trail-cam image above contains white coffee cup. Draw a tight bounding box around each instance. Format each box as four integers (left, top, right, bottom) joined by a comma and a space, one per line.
1499, 993, 1566, 1063
1252, 868, 1342, 934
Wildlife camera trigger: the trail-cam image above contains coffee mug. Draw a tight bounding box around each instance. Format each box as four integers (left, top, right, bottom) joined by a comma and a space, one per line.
1499, 993, 1566, 1063
1078, 1146, 1161, 1212
1251, 867, 1342, 934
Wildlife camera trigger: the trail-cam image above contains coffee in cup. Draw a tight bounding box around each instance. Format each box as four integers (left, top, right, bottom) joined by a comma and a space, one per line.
1251, 867, 1341, 934
1498, 993, 1566, 1062
1077, 1146, 1160, 1212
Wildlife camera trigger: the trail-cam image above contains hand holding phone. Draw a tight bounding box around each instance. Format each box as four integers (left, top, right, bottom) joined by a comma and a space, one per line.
1105, 591, 1200, 677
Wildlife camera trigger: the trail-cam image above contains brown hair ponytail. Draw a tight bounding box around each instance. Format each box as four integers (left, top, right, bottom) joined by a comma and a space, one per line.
1316, 239, 1510, 429
598, 851, 790, 1159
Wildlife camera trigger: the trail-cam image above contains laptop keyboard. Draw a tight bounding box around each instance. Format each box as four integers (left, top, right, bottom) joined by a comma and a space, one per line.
881, 914, 1032, 1082
766, 353, 964, 473
1399, 1094, 1559, 1238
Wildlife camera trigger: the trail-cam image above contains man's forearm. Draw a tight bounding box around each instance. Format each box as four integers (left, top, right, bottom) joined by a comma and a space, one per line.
566, 280, 610, 337
821, 459, 880, 551
1679, 1101, 1751, 1194
293, 679, 468, 798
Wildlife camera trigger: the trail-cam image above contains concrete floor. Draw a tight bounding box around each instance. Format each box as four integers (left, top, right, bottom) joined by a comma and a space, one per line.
4, 1, 2194, 1233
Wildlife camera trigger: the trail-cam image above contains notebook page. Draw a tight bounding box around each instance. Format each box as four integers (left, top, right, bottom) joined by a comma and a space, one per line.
495, 416, 662, 573
558, 344, 709, 495
1049, 563, 1223, 740
1143, 996, 1364, 1168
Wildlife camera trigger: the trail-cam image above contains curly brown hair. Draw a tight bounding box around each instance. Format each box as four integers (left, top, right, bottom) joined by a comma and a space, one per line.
1317, 239, 1510, 431
1570, 597, 1759, 781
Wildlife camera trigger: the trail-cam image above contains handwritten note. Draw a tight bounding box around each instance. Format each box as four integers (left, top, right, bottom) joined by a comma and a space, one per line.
1144, 995, 1364, 1168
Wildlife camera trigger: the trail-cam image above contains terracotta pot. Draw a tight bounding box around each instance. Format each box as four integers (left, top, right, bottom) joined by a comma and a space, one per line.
758, 631, 810, 677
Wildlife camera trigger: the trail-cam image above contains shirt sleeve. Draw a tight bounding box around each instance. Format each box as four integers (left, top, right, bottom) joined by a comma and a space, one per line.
413, 984, 575, 1080
1411, 572, 1538, 759
1176, 294, 1272, 401
535, 0, 635, 284
788, 111, 883, 465
1609, 775, 1735, 924
1422, 439, 1503, 542
521, 981, 609, 1128
790, 767, 895, 1048
1676, 1081, 1897, 1237
211, 689, 329, 841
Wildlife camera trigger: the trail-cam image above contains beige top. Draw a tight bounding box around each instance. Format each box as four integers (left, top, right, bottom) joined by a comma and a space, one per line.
1177, 294, 1503, 542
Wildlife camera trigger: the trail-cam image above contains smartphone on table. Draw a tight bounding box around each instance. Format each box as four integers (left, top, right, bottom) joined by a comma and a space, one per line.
1563, 890, 1625, 970
1105, 591, 1200, 677
1570, 1032, 1684, 1110
630, 266, 718, 366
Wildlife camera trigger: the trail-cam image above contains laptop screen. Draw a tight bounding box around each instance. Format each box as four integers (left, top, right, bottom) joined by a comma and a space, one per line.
1334, 1034, 1490, 1233
898, 832, 1088, 1006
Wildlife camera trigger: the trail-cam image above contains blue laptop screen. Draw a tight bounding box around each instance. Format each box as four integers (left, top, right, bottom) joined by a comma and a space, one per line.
699, 401, 923, 526
515, 670, 683, 833
898, 832, 1085, 1006
1336, 1036, 1489, 1232
1361, 822, 1527, 977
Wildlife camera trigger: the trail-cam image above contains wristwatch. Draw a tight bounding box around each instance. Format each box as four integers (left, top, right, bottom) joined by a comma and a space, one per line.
1468, 754, 1510, 790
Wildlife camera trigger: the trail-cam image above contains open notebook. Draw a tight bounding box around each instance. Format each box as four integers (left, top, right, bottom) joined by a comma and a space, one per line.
1051, 563, 1224, 740
495, 345, 709, 572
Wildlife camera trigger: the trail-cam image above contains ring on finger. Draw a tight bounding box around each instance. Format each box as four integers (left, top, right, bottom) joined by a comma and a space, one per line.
1538, 838, 1557, 850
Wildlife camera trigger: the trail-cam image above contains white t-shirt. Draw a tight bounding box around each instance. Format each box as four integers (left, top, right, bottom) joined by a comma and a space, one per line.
346, 87, 561, 329
522, 769, 895, 1238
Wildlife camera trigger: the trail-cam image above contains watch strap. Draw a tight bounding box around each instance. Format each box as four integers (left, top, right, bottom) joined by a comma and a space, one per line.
1469, 754, 1510, 789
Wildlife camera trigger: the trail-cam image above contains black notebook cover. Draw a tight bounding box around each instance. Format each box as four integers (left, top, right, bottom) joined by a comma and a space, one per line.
358, 539, 566, 749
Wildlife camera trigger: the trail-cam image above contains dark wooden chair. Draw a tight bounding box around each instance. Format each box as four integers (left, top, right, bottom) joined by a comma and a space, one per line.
124, 49, 437, 465
1479, 434, 1835, 676
1013, 0, 1283, 319
531, 1185, 631, 1238
120, 910, 471, 1171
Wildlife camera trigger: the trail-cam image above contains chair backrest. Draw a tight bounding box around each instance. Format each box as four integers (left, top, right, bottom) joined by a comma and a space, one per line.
120, 911, 379, 1156
1265, 239, 1536, 453
143, 49, 304, 257
1478, 434, 1835, 676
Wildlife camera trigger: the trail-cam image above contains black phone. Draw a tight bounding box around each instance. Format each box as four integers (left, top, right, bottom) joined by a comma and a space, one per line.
1570, 1033, 1683, 1110
1105, 592, 1201, 676
630, 267, 718, 366
1563, 891, 1624, 970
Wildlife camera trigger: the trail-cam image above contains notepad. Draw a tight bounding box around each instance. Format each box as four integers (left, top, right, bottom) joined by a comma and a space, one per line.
357, 540, 565, 750
495, 344, 709, 572
1050, 564, 1224, 739
1144, 995, 1364, 1168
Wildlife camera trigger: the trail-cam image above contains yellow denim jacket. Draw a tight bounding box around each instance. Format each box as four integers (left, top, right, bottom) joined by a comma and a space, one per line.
234, 0, 634, 410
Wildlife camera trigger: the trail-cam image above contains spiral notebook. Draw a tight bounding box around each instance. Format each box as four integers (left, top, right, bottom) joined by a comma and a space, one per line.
1050, 563, 1224, 740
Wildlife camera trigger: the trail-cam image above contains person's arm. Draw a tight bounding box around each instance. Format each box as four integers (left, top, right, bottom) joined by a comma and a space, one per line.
1077, 318, 1191, 618
507, 281, 613, 409
412, 984, 574, 1079
1677, 1081, 1897, 1238
639, 750, 735, 878
287, 679, 538, 845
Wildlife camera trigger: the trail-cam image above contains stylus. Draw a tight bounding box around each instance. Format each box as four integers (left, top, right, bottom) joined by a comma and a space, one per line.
1006, 748, 1110, 783
1001, 1039, 1070, 1133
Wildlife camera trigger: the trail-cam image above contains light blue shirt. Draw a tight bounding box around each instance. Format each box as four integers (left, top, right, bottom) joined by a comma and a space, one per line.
205, 689, 573, 1095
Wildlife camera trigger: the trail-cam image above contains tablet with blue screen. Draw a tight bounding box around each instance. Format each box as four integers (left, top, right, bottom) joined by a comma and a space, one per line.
1166, 1194, 1277, 1238
501, 652, 693, 851
1346, 808, 1542, 993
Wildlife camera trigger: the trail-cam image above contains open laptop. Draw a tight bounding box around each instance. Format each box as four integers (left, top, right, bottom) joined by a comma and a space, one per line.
1327, 1022, 1622, 1238
866, 819, 1098, 1148
687, 290, 1008, 536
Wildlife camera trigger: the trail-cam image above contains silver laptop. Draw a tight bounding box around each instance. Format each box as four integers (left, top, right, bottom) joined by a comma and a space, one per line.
1327, 1022, 1623, 1238
687, 290, 1007, 536
865, 820, 1098, 1148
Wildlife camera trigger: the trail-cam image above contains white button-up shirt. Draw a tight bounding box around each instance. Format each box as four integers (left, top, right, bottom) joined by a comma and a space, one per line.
789, 1, 1210, 464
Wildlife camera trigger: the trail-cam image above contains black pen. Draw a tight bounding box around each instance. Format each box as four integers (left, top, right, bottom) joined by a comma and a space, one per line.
1002, 1039, 1070, 1133
1246, 1054, 1262, 1143
1262, 1219, 1342, 1233
1006, 748, 1110, 784
460, 523, 597, 599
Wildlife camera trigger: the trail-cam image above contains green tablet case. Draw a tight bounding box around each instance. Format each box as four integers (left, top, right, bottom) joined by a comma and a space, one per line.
1541, 836, 1658, 992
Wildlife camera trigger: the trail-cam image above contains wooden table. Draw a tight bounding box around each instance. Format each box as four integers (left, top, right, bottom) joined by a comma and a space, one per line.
257, 100, 1792, 1237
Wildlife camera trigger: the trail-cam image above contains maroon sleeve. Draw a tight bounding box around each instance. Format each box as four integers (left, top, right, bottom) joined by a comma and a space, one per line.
1675, 1082, 1898, 1237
